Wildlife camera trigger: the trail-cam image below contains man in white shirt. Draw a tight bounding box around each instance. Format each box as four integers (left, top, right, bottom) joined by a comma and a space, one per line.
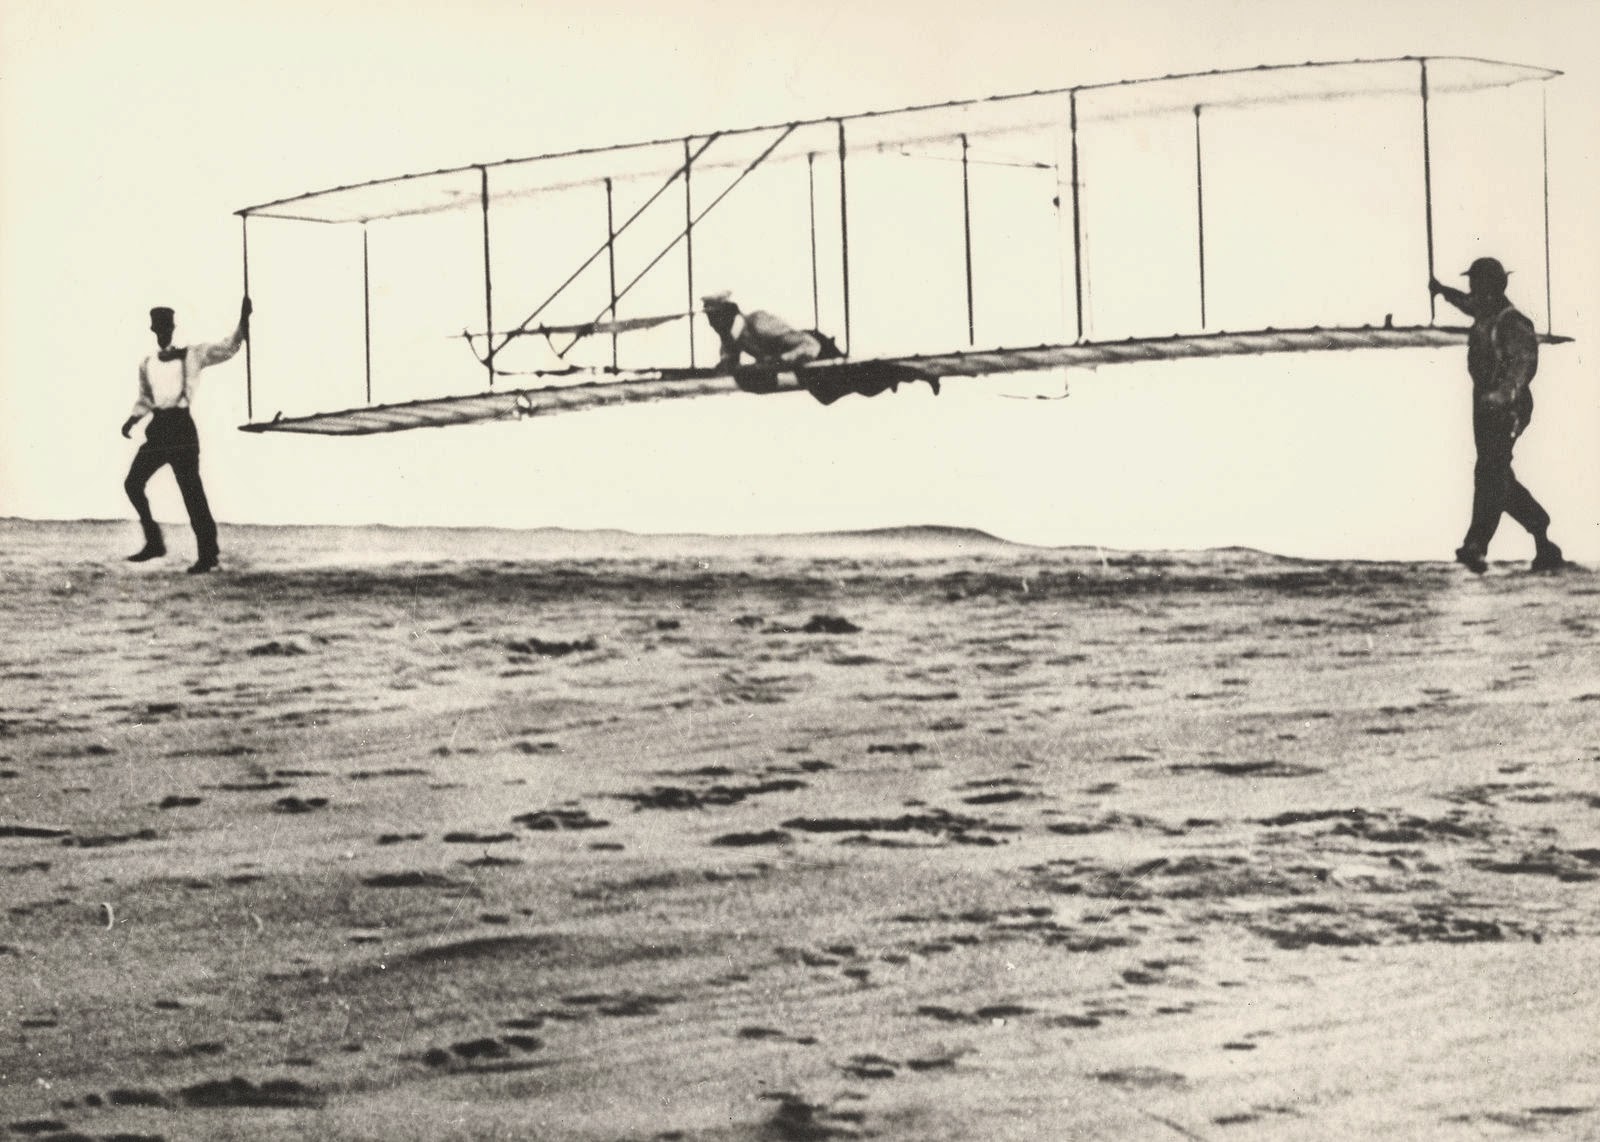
700, 291, 936, 404
122, 297, 251, 573
701, 291, 837, 371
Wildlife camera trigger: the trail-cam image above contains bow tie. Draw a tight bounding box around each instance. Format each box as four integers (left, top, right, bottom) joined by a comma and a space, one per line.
157, 347, 187, 363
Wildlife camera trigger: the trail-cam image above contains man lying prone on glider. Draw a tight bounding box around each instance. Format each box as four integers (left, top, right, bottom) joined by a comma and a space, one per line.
701, 292, 938, 405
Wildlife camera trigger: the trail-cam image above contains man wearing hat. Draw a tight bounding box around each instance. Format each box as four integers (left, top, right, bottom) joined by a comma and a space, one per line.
699, 291, 935, 404
1431, 258, 1563, 573
121, 297, 252, 573
700, 291, 837, 372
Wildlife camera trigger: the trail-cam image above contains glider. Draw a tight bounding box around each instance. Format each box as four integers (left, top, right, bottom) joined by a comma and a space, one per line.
234, 55, 1570, 437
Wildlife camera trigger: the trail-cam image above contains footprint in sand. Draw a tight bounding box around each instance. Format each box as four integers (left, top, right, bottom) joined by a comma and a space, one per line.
1170, 759, 1324, 778
513, 807, 609, 830
782, 809, 1015, 845
866, 742, 926, 756
838, 1053, 898, 1080
1092, 1065, 1188, 1090
1447, 1107, 1595, 1132
711, 829, 793, 847
560, 992, 678, 1018
618, 778, 806, 811
107, 1086, 171, 1106
771, 614, 860, 635
758, 1093, 865, 1140
247, 640, 310, 657
915, 1003, 1035, 1025
1046, 1013, 1104, 1029
461, 853, 524, 868
506, 636, 597, 658
349, 768, 431, 781
375, 832, 426, 845
210, 778, 292, 792
66, 828, 161, 847
421, 1033, 543, 1069
178, 1075, 321, 1108
361, 870, 472, 890
958, 780, 1034, 806
513, 740, 561, 755
906, 1052, 963, 1072
738, 1026, 818, 1045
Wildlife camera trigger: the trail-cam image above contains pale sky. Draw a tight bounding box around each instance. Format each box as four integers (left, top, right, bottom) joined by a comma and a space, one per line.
2, 0, 1597, 560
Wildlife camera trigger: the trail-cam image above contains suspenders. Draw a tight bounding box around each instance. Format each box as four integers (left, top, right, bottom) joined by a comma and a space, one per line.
1486, 305, 1514, 358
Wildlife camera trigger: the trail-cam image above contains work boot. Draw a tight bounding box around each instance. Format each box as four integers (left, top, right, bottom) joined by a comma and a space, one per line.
1454, 545, 1487, 575
127, 522, 166, 563
187, 554, 220, 575
1530, 540, 1566, 573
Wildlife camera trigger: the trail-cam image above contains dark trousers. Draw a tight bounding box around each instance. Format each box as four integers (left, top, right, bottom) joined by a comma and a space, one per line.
802, 362, 937, 405
1462, 396, 1549, 553
125, 409, 217, 560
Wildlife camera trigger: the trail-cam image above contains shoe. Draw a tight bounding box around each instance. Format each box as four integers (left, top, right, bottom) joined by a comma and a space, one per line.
1454, 545, 1487, 575
128, 521, 164, 562
1531, 541, 1565, 572
186, 556, 219, 575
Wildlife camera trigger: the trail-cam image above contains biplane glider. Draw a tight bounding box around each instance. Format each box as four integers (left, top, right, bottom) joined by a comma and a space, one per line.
236, 56, 1569, 437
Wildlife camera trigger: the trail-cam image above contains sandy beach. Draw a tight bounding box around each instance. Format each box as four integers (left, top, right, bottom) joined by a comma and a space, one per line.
2, 518, 1597, 1140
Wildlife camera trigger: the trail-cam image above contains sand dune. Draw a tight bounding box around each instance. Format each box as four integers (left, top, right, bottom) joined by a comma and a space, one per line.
1, 520, 1597, 1140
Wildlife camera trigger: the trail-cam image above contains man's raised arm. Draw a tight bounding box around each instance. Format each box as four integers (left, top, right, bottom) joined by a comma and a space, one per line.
1429, 278, 1472, 316
195, 296, 253, 369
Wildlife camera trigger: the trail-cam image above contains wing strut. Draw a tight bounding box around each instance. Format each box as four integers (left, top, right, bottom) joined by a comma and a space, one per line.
1420, 59, 1437, 323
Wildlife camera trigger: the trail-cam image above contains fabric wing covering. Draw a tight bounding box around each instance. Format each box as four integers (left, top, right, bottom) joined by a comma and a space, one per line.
238, 325, 1570, 437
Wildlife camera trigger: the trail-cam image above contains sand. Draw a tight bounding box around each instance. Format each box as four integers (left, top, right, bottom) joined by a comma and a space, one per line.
1, 519, 1597, 1140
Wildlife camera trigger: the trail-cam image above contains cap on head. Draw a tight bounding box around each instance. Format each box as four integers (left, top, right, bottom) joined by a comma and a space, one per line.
1462, 257, 1509, 292
701, 290, 737, 313
150, 306, 175, 323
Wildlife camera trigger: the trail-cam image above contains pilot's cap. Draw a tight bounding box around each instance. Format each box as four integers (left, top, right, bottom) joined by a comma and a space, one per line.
701, 290, 738, 312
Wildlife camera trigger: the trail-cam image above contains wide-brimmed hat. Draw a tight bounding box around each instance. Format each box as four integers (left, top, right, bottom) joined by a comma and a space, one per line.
1462, 257, 1510, 290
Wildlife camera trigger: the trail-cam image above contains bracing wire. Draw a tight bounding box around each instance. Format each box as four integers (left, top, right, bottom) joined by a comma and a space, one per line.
482, 133, 723, 366
555, 123, 801, 358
